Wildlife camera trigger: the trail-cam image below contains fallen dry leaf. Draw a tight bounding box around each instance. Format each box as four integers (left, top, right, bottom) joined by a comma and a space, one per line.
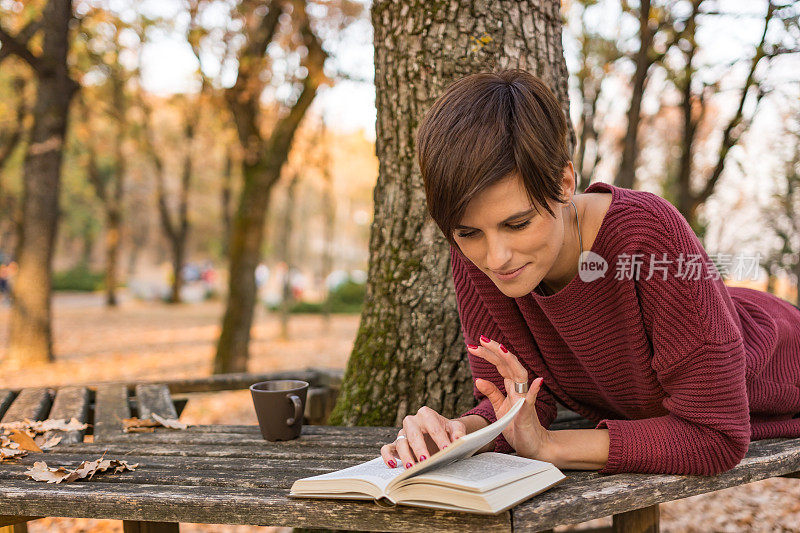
10, 430, 43, 452
26, 461, 74, 483
122, 417, 159, 433
152, 413, 188, 430
25, 457, 139, 484
0, 434, 18, 448
0, 447, 27, 461
123, 414, 188, 432
0, 417, 89, 434
35, 434, 64, 450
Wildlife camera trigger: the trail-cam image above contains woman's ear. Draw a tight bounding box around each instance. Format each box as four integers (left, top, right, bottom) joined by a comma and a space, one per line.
560, 161, 577, 202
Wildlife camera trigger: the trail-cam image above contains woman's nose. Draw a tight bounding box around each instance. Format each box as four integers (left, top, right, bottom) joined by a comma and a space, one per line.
485, 236, 513, 271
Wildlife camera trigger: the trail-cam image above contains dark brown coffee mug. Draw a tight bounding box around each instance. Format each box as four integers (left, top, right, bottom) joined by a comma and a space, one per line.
250, 380, 309, 441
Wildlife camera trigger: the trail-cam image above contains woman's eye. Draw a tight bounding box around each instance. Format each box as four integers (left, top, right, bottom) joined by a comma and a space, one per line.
508, 220, 530, 231
457, 220, 529, 238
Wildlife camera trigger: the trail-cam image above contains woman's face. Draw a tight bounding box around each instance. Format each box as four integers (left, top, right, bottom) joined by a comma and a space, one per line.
453, 172, 570, 298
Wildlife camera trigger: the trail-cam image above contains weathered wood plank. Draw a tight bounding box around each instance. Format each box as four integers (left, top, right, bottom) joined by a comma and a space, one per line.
0, 390, 15, 420
1, 452, 372, 480
98, 429, 395, 448
50, 442, 380, 461
93, 384, 130, 442
122, 520, 179, 532
43, 387, 90, 444
134, 385, 178, 421
512, 437, 800, 531
0, 480, 511, 532
0, 458, 358, 490
14, 368, 345, 396
0, 463, 310, 490
612, 505, 659, 533
179, 424, 398, 437
0, 388, 51, 423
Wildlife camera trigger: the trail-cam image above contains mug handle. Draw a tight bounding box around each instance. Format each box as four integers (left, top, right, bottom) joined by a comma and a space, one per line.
286, 394, 303, 425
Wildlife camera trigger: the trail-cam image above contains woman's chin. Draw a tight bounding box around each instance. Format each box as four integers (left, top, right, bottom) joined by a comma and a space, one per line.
492, 276, 538, 298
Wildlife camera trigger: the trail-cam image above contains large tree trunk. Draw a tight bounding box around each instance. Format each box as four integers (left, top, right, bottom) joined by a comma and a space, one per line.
329, 0, 573, 426
5, 0, 79, 368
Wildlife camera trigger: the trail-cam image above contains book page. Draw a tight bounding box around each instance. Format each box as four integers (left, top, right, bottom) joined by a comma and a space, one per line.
386, 398, 525, 492
293, 456, 404, 493
407, 452, 552, 492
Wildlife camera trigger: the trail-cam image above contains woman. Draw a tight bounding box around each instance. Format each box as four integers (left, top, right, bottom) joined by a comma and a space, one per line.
379, 69, 800, 476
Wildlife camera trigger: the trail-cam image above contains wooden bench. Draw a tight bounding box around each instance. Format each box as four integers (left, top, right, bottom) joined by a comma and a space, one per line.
1, 374, 800, 532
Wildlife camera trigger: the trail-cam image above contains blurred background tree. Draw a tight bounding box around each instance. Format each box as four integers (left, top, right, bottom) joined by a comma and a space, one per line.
1, 0, 80, 368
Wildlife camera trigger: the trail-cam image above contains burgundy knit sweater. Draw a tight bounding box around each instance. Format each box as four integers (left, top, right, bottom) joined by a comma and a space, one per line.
455, 181, 800, 476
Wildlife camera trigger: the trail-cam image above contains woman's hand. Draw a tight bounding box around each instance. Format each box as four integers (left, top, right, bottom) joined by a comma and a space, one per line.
468, 334, 551, 460
379, 406, 467, 469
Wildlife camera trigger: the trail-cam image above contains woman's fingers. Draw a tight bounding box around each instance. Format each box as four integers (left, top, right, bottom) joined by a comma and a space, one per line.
475, 378, 507, 416
393, 431, 416, 468
527, 376, 544, 403
401, 415, 431, 466
380, 442, 400, 468
515, 377, 545, 430
469, 336, 528, 383
416, 406, 453, 453
446, 419, 467, 441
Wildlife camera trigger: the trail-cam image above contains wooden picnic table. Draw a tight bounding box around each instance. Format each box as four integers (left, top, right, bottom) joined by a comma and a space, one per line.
2, 382, 800, 532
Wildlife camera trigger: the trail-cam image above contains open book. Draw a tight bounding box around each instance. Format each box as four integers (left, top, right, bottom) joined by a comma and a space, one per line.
289, 398, 565, 515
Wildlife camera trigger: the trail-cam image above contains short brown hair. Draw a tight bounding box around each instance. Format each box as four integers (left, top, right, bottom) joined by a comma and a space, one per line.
417, 69, 571, 247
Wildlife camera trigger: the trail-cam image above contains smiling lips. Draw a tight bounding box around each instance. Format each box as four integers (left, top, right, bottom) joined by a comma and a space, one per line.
493, 263, 528, 280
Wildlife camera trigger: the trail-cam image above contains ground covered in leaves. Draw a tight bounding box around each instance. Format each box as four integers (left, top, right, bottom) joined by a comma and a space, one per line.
1, 293, 799, 532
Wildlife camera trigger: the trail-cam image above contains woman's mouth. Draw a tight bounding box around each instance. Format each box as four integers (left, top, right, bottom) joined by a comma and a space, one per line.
493, 263, 528, 281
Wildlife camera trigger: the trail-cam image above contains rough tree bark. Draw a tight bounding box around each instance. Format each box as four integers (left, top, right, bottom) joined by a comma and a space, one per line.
213, 0, 329, 373
1, 0, 80, 368
329, 0, 573, 426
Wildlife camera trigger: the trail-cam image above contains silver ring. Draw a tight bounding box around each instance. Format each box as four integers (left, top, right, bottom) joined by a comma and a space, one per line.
395, 434, 407, 442
514, 381, 529, 394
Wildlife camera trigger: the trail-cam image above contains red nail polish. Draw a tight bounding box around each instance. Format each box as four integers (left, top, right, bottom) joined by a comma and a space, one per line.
480, 334, 489, 343
388, 459, 396, 468
405, 462, 413, 469
467, 343, 479, 349
420, 455, 427, 461
499, 344, 508, 353
443, 445, 448, 449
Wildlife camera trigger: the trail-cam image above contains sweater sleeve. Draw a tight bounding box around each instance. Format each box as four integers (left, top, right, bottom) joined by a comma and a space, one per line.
450, 247, 559, 454
595, 198, 751, 475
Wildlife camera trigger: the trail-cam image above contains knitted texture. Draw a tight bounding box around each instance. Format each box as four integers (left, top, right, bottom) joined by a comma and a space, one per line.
454, 181, 800, 475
